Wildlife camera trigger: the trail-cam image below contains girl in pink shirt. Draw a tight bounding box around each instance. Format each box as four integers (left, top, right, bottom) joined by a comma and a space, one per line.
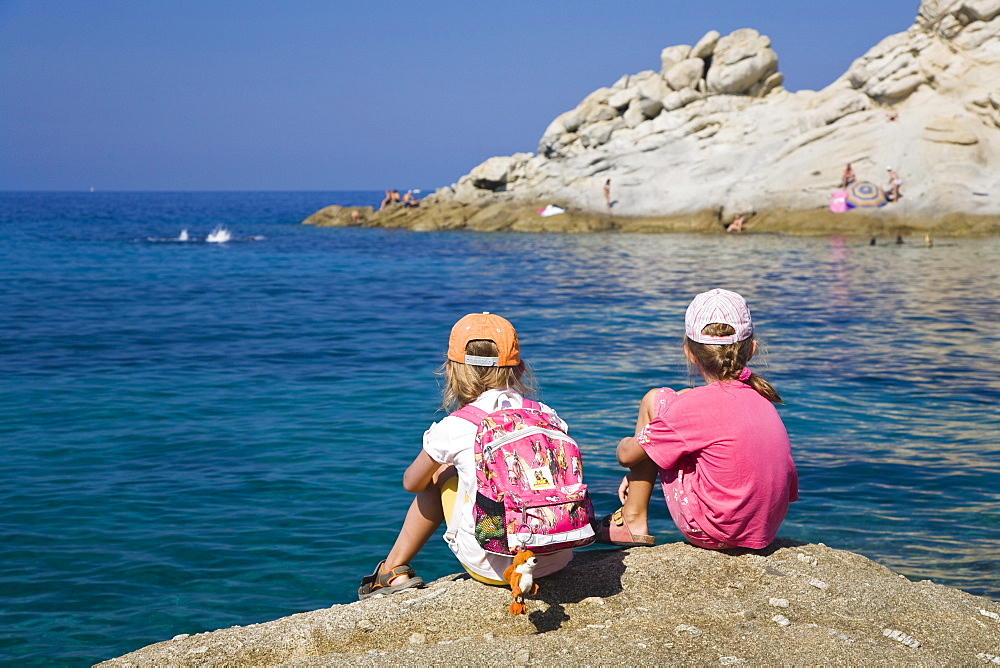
598, 289, 798, 550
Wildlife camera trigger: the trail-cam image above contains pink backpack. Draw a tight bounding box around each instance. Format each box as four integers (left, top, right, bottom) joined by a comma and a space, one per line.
452, 399, 595, 556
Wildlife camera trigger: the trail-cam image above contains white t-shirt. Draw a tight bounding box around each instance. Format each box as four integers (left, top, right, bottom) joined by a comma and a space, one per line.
423, 388, 574, 581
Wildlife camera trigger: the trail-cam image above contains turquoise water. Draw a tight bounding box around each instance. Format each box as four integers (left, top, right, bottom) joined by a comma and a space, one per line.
1, 192, 998, 665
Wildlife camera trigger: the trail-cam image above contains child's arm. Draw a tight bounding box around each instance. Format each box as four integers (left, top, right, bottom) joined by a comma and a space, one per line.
616, 436, 648, 468
634, 388, 663, 435
616, 387, 676, 494
615, 387, 682, 502
613, 388, 664, 470
402, 450, 443, 494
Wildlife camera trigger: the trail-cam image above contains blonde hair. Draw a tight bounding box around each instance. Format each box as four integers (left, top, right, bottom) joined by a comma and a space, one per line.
685, 323, 782, 404
441, 339, 534, 411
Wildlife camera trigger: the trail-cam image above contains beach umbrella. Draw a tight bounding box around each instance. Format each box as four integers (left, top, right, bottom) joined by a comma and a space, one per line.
845, 181, 887, 208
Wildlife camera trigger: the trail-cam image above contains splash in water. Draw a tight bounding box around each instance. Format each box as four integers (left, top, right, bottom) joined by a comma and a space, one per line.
178, 229, 189, 242
206, 226, 231, 243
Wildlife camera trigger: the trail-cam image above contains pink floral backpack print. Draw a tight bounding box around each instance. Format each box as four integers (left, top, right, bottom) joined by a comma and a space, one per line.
452, 399, 595, 556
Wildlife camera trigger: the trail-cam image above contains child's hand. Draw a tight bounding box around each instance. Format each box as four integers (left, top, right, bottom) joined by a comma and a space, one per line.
618, 475, 630, 504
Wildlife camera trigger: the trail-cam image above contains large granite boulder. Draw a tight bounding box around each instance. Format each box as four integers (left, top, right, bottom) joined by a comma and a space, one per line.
705, 29, 779, 94
466, 152, 535, 191
659, 44, 692, 77
664, 57, 705, 91
691, 30, 721, 59
846, 32, 929, 102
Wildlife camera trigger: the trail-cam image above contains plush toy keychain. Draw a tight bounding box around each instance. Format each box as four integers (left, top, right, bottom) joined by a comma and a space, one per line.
503, 549, 539, 615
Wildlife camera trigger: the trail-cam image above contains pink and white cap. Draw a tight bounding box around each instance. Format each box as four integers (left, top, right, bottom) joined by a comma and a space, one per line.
685, 288, 754, 344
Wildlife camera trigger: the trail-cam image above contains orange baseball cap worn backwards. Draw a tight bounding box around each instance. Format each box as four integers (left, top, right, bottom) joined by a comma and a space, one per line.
448, 312, 520, 367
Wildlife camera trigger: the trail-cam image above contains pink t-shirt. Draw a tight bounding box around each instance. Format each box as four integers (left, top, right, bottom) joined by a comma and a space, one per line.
636, 381, 798, 549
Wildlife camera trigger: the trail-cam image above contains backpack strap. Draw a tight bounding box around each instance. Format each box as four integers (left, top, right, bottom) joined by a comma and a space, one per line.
451, 405, 488, 425
452, 398, 540, 424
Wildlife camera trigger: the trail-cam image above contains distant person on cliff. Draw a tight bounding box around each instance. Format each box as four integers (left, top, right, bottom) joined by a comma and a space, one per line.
379, 189, 402, 211
597, 289, 798, 550
379, 190, 393, 211
885, 167, 903, 203
402, 190, 419, 208
358, 313, 584, 599
726, 214, 745, 233
603, 179, 612, 210
841, 163, 856, 188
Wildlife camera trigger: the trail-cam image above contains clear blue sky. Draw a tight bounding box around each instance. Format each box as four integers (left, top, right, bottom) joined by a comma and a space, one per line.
0, 1, 920, 191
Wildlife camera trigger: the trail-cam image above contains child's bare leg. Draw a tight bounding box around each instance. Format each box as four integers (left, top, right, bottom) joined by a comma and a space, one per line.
616, 387, 667, 535
382, 465, 455, 584
620, 458, 658, 536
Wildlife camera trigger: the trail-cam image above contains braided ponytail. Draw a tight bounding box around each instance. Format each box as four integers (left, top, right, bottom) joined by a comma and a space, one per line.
685, 323, 782, 404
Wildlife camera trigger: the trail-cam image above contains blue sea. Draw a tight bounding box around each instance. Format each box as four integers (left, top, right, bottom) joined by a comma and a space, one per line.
1, 191, 998, 665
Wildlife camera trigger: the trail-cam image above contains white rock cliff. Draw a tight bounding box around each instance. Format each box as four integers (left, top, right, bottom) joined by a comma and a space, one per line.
438, 0, 1000, 223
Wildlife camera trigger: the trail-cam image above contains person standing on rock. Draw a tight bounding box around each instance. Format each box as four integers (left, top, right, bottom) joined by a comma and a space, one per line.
886, 167, 903, 203
603, 179, 612, 210
597, 289, 798, 550
358, 313, 577, 599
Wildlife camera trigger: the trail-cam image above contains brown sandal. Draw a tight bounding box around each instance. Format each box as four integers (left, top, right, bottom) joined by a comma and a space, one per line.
358, 560, 425, 600
595, 508, 656, 547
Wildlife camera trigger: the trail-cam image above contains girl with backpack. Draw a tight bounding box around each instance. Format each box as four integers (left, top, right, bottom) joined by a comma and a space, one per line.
359, 312, 590, 599
598, 289, 798, 550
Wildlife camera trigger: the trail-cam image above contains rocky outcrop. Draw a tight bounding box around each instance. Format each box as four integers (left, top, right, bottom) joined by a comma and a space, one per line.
705, 29, 780, 96
535, 27, 780, 163
101, 541, 1000, 666
307, 0, 1000, 233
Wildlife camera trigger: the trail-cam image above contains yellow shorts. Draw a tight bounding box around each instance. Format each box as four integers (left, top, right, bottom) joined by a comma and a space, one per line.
440, 476, 507, 586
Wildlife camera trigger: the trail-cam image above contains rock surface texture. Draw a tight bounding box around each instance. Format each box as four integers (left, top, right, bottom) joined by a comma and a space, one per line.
307, 1, 1000, 234
102, 541, 1000, 666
